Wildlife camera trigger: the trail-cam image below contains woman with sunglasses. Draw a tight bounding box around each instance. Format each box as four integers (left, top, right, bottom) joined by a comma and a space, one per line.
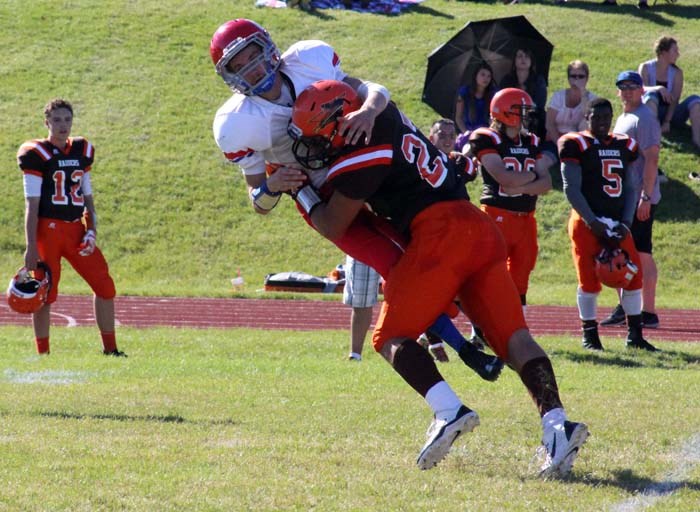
545, 60, 597, 145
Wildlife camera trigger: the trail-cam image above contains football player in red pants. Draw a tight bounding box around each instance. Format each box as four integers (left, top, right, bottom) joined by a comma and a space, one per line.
286, 80, 588, 476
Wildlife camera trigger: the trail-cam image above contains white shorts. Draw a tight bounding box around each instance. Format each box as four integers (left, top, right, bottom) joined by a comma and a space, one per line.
342, 255, 380, 308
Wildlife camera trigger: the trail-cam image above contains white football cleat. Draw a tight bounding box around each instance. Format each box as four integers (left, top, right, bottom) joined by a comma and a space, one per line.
539, 420, 589, 478
417, 405, 479, 470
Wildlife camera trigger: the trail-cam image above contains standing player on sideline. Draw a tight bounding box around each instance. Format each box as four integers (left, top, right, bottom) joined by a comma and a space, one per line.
210, 19, 502, 381
16, 99, 125, 357
559, 98, 658, 352
288, 80, 588, 475
466, 88, 553, 347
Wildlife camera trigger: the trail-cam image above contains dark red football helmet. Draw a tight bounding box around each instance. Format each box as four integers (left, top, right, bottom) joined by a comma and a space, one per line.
6, 263, 51, 314
210, 19, 280, 95
595, 248, 638, 289
288, 80, 362, 169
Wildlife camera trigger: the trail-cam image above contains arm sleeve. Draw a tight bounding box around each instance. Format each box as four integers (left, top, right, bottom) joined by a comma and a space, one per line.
621, 170, 637, 227
561, 161, 598, 225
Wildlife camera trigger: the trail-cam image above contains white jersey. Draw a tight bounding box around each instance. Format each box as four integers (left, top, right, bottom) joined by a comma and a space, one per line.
213, 40, 346, 178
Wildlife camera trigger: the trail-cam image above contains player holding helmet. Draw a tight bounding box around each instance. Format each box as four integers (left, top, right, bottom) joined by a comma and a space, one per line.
558, 98, 658, 352
210, 19, 504, 382
288, 79, 588, 476
15, 99, 125, 356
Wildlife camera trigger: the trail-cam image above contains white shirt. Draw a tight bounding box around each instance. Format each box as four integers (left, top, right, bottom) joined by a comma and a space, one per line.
213, 40, 347, 178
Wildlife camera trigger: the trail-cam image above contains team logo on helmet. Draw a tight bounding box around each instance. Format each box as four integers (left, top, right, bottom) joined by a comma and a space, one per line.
288, 80, 362, 170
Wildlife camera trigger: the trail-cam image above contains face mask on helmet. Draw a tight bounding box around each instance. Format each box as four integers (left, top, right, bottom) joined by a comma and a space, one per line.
6, 263, 51, 315
595, 248, 638, 289
211, 20, 280, 96
288, 80, 362, 169
490, 88, 536, 130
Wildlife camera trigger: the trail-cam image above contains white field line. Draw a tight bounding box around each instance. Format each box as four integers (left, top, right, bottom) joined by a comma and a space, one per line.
50, 311, 78, 327
609, 433, 700, 511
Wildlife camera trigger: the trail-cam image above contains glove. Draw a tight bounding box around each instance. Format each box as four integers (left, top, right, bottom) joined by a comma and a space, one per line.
78, 229, 96, 256
589, 219, 620, 249
612, 223, 631, 242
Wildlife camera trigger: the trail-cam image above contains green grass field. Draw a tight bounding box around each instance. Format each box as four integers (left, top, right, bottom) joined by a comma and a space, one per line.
0, 327, 699, 511
0, 0, 698, 305
1, 1, 700, 510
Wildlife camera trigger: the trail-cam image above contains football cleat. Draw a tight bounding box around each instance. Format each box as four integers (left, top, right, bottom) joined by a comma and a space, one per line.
625, 337, 659, 352
103, 349, 128, 358
539, 421, 589, 478
641, 311, 660, 329
417, 405, 479, 470
458, 343, 504, 382
582, 326, 604, 351
600, 304, 626, 326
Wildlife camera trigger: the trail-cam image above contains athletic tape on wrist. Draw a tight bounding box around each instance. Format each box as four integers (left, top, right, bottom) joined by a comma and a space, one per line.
295, 185, 322, 215
251, 180, 282, 211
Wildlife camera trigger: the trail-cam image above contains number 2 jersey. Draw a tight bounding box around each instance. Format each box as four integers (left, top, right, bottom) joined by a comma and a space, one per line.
17, 137, 94, 222
325, 102, 469, 236
558, 131, 638, 219
468, 127, 542, 213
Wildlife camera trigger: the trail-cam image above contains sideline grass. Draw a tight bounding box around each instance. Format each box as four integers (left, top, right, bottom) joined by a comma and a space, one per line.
0, 1, 699, 307
1, 325, 699, 510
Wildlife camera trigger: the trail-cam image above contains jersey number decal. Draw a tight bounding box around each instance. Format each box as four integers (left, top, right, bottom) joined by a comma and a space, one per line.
401, 133, 448, 188
601, 159, 623, 197
499, 156, 535, 197
51, 170, 85, 206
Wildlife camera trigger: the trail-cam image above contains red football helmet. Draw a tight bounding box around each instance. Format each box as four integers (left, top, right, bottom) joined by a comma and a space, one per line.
288, 80, 362, 169
6, 263, 51, 314
490, 88, 536, 128
595, 248, 638, 289
209, 19, 280, 95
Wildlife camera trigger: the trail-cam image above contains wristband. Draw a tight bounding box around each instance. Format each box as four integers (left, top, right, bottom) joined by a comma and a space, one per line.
295, 185, 322, 216
251, 180, 282, 211
640, 192, 651, 202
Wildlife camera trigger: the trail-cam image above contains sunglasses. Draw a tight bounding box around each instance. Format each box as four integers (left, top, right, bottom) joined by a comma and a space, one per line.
568, 74, 587, 79
618, 83, 641, 91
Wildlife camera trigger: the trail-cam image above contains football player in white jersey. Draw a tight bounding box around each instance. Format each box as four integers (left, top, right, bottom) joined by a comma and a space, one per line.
211, 18, 390, 214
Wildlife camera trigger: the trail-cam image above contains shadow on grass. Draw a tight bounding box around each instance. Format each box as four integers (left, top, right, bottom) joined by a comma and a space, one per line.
566, 469, 700, 494
550, 347, 700, 369
518, 0, 700, 24
36, 410, 237, 426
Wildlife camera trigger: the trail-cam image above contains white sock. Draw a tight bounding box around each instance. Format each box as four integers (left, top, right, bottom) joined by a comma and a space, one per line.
348, 352, 362, 361
542, 407, 567, 431
425, 381, 462, 420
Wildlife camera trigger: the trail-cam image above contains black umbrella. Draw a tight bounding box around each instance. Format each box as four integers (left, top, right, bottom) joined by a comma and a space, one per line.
422, 16, 554, 121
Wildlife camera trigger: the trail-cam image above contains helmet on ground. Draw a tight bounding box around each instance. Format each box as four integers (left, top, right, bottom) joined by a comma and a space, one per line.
490, 87, 536, 128
287, 80, 362, 169
595, 248, 638, 289
210, 19, 280, 95
6, 263, 51, 314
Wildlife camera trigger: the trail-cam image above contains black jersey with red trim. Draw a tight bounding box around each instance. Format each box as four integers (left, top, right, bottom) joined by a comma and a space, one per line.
468, 127, 541, 213
325, 102, 469, 235
558, 131, 638, 220
17, 137, 94, 222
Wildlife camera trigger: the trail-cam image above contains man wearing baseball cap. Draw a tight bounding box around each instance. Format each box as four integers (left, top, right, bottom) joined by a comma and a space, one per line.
600, 71, 662, 342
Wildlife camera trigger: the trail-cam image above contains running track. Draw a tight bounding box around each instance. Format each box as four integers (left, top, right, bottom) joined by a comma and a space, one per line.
1, 294, 698, 343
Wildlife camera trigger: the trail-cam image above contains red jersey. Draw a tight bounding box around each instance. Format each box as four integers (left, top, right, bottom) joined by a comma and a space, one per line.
326, 103, 470, 235
468, 127, 541, 213
558, 131, 638, 220
17, 137, 94, 222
